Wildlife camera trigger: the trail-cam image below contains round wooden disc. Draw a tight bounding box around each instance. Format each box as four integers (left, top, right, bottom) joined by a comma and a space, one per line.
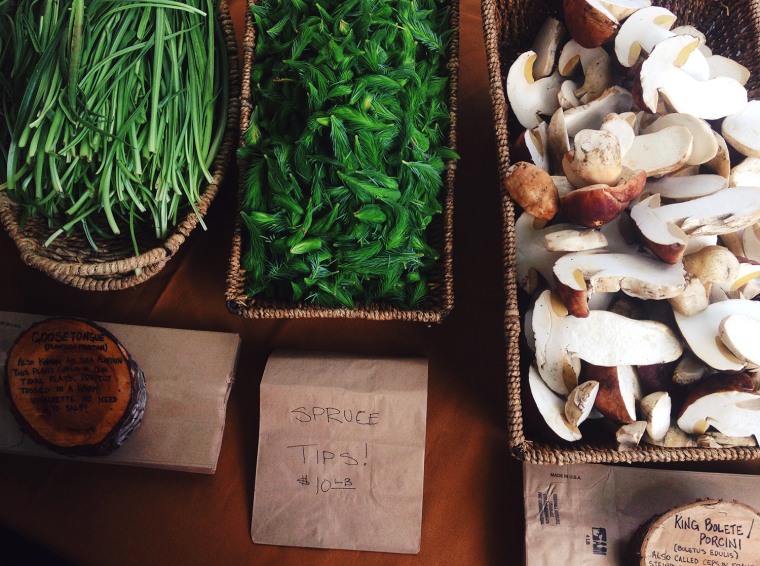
4, 317, 146, 456
629, 499, 760, 566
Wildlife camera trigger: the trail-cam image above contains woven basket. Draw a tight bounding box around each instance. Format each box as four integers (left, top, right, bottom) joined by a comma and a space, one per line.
225, 0, 457, 322
0, 1, 240, 291
483, 0, 760, 463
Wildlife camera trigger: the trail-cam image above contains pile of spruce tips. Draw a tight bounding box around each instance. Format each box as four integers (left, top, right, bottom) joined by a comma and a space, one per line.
240, 0, 456, 309
0, 0, 227, 254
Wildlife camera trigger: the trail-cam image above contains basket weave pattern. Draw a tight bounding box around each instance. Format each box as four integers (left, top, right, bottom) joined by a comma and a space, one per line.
224, 0, 458, 322
482, 0, 760, 463
0, 1, 241, 291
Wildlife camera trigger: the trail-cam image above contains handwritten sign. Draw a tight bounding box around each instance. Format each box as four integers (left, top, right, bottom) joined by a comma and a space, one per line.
251, 350, 428, 554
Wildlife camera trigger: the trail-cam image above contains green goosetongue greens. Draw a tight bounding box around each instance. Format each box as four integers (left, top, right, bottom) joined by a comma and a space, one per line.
239, 0, 457, 309
1, 0, 227, 254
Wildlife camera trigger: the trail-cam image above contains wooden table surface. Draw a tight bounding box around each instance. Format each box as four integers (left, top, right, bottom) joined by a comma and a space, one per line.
0, 0, 527, 564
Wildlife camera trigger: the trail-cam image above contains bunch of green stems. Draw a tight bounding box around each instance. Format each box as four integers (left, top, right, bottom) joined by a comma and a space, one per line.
2, 0, 227, 253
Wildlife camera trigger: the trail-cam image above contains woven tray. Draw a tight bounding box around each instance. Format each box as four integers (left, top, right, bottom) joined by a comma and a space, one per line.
225, 0, 457, 322
0, 1, 240, 291
482, 0, 760, 463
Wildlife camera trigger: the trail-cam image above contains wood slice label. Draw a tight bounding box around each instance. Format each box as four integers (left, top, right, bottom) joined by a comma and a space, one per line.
5, 318, 135, 450
637, 499, 760, 566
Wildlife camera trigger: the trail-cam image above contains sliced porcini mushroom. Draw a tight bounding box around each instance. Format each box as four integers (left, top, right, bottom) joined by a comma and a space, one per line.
698, 431, 758, 448
622, 125, 693, 177
668, 277, 709, 317
640, 391, 671, 441
528, 364, 582, 442
672, 353, 707, 386
562, 129, 622, 187
559, 80, 582, 110
558, 41, 613, 104
560, 167, 646, 228
515, 212, 575, 293
730, 157, 760, 188
683, 234, 718, 256
674, 299, 760, 372
553, 250, 687, 317
601, 113, 636, 156
722, 101, 760, 158
614, 6, 677, 67
630, 188, 760, 264
532, 289, 683, 395
729, 259, 760, 299
524, 122, 550, 171
707, 55, 751, 86
644, 425, 698, 447
742, 225, 760, 263
703, 131, 731, 180
504, 161, 559, 220
565, 380, 600, 427
583, 364, 640, 423
718, 314, 760, 367
677, 372, 760, 438
531, 17, 566, 80
639, 35, 747, 120
617, 421, 648, 450
564, 86, 634, 138
599, 0, 651, 21
643, 113, 718, 165
562, 0, 619, 48
548, 108, 571, 173
645, 174, 726, 201
506, 51, 562, 129
544, 228, 608, 251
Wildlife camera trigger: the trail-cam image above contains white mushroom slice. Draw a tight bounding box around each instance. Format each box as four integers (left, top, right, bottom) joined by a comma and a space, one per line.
598, 0, 651, 21
670, 25, 706, 47
515, 212, 574, 293
639, 35, 747, 120
622, 126, 693, 177
643, 114, 718, 165
553, 251, 687, 317
742, 225, 760, 263
617, 421, 648, 450
730, 157, 760, 188
707, 55, 750, 86
630, 188, 760, 264
719, 314, 760, 367
644, 426, 698, 447
674, 299, 760, 371
722, 101, 760, 158
601, 113, 635, 156
703, 131, 731, 181
548, 108, 571, 174
558, 80, 582, 110
645, 174, 726, 201
614, 6, 677, 67
532, 290, 683, 395
528, 364, 582, 442
544, 229, 608, 251
525, 122, 550, 171
558, 40, 606, 77
677, 373, 760, 438
506, 51, 562, 129
564, 86, 634, 138
640, 391, 671, 441
565, 381, 600, 427
558, 41, 613, 104
563, 129, 622, 187
531, 17, 565, 79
